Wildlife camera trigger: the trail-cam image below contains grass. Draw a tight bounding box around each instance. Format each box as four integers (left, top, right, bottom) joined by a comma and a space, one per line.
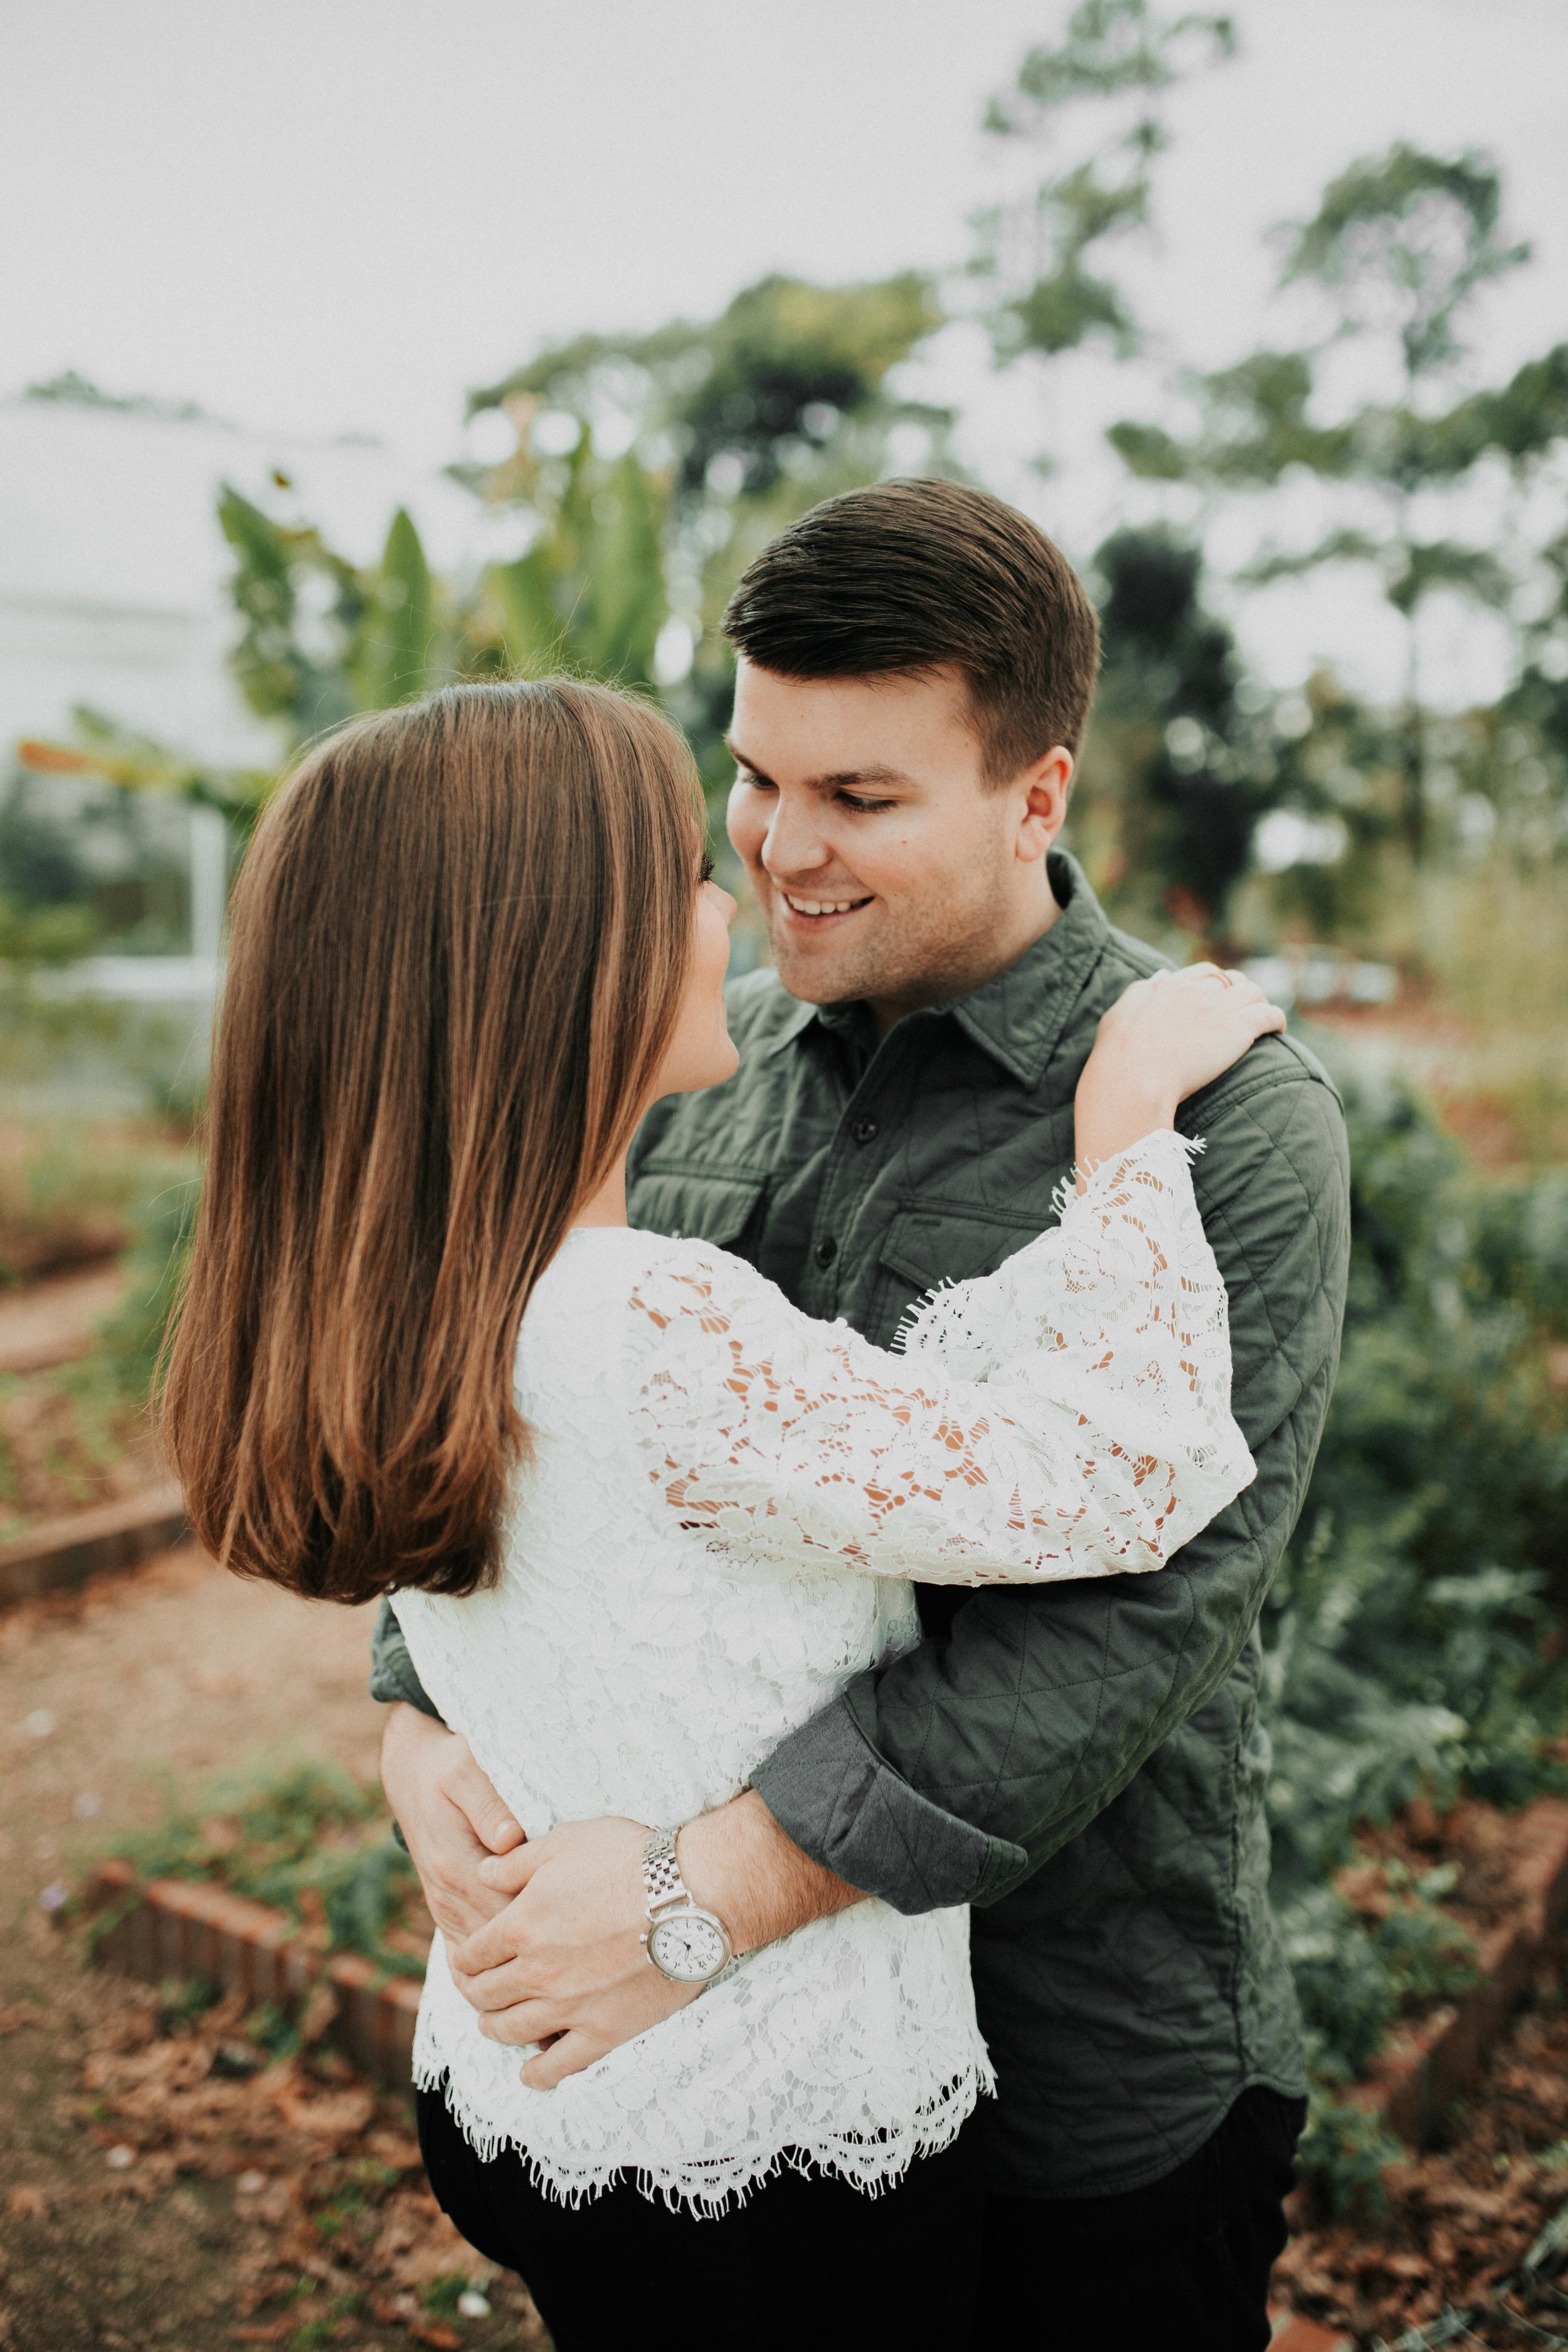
88, 1757, 433, 1981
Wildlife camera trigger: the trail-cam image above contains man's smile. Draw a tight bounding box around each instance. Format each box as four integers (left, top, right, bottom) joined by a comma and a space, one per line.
777, 889, 875, 926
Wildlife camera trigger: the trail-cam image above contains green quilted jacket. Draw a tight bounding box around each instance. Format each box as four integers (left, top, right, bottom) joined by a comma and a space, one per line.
370, 851, 1350, 2198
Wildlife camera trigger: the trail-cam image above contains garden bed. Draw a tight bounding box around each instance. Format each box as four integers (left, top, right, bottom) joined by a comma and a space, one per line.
80, 1759, 438, 2063
1276, 1951, 1568, 2348
88, 1860, 427, 2086
0, 1114, 197, 1545
0, 1349, 166, 1545
0, 1480, 189, 1607
1342, 1796, 1568, 2148
1263, 1798, 1568, 2346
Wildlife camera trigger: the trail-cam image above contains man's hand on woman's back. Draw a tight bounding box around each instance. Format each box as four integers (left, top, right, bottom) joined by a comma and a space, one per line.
378, 1702, 525, 1942
445, 1791, 861, 2085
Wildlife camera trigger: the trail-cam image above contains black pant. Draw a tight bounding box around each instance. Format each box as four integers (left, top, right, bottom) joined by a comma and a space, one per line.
416, 2081, 1303, 2352
973, 2086, 1308, 2351
416, 2086, 984, 2351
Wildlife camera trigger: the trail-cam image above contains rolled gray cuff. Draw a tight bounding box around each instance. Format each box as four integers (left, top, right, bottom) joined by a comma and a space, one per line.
750, 1680, 1025, 1915
368, 1597, 444, 1720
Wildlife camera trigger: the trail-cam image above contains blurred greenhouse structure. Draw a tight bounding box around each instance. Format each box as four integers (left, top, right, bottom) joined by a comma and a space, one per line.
0, 381, 479, 1106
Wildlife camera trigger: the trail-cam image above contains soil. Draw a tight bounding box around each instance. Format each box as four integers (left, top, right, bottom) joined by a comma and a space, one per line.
0, 1545, 549, 2352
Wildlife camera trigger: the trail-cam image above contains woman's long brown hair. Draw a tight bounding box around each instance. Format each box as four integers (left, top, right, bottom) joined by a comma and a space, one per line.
161, 679, 704, 1604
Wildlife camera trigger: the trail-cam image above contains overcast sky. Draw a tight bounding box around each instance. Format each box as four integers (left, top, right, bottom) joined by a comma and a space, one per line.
6, 0, 1566, 701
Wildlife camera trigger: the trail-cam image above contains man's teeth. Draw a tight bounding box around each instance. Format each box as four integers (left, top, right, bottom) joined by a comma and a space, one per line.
785, 894, 867, 916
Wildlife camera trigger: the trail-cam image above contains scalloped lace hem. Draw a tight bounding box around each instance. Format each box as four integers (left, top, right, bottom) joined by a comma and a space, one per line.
413, 2053, 993, 2218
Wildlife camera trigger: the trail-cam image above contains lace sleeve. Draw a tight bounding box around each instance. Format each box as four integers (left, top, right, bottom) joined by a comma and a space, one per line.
629, 1130, 1255, 1588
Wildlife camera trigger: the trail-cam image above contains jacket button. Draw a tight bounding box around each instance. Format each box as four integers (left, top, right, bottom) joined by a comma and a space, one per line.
850, 1116, 879, 1145
815, 1238, 838, 1268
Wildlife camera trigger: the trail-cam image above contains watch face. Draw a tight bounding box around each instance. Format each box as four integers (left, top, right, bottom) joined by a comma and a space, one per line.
647, 1910, 729, 1984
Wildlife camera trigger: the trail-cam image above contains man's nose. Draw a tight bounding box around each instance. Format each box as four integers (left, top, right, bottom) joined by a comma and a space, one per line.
761, 795, 832, 879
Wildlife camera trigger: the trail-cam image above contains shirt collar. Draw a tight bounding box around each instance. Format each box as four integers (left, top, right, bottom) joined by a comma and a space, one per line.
763, 850, 1112, 1088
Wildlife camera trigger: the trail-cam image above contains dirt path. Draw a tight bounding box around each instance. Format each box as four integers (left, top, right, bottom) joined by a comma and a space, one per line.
0, 1550, 542, 2352
0, 1543, 386, 1876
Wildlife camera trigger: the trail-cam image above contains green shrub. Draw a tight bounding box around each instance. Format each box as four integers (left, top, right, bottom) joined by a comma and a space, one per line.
1265, 1038, 1568, 2197
1295, 2093, 1404, 2220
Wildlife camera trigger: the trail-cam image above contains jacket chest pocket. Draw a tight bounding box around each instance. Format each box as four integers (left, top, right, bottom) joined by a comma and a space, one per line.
628, 1165, 769, 1252
872, 1205, 1045, 1351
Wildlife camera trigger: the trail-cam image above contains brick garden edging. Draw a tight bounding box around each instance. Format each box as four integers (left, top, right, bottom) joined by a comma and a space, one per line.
0, 1482, 189, 1609
87, 1858, 423, 2086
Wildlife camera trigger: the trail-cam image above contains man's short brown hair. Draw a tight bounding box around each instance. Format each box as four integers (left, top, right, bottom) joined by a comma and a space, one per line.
721, 478, 1100, 783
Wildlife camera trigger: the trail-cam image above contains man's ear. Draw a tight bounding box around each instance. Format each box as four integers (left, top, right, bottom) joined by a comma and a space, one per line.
1015, 746, 1074, 862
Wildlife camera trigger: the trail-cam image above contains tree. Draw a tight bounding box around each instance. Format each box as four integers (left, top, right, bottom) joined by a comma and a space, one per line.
1071, 528, 1280, 938
972, 2, 1288, 938
19, 273, 950, 877
481, 437, 666, 695
463, 272, 952, 795
1111, 147, 1567, 863
971, 0, 1236, 374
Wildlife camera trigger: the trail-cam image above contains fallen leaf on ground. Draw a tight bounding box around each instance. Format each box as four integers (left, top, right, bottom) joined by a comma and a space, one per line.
5, 2185, 48, 2219
409, 2324, 462, 2351
268, 2077, 376, 2140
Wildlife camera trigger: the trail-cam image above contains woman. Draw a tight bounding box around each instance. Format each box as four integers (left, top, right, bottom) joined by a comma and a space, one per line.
164, 680, 1283, 2351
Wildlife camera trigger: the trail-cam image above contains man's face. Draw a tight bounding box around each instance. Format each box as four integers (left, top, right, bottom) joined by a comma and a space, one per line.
726, 659, 1068, 1020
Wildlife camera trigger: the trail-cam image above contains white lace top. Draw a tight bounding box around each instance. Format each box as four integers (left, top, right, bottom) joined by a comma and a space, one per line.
392, 1130, 1254, 2213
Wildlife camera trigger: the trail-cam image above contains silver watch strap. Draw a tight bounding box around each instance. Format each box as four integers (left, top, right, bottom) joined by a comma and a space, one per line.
642, 1825, 687, 1912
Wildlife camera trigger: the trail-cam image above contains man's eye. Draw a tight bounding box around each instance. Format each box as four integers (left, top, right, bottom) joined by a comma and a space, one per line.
839, 792, 898, 815
699, 852, 715, 884
736, 768, 773, 793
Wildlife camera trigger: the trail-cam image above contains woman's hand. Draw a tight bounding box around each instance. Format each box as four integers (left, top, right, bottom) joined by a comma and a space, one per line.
378, 1703, 524, 1943
1074, 964, 1286, 1175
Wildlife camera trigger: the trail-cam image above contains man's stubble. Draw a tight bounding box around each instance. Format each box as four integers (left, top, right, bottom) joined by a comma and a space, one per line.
765, 831, 1021, 1016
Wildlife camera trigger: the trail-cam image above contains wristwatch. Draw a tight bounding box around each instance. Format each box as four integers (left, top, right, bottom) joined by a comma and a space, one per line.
640, 1826, 737, 1989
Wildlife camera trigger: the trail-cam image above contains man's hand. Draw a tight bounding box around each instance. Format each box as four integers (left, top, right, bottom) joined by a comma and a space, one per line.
447, 1789, 863, 2090
450, 1816, 699, 2089
379, 1702, 524, 1943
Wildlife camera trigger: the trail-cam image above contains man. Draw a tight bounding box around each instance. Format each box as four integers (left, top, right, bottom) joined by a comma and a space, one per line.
373, 480, 1350, 2348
